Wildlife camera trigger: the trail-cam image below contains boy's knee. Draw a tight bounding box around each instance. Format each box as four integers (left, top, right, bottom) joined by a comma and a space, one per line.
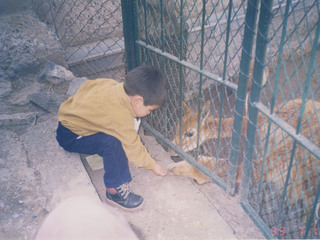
96, 134, 124, 154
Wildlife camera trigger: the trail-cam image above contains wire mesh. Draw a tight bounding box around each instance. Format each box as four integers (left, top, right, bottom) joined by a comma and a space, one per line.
32, 0, 126, 80
136, 0, 320, 238
136, 0, 246, 188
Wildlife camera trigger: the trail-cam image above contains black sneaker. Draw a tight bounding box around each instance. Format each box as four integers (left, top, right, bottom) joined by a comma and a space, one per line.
106, 183, 145, 212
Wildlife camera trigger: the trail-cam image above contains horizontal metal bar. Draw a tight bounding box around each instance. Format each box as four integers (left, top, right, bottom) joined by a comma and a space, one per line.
255, 102, 320, 159
136, 40, 238, 91
142, 121, 227, 190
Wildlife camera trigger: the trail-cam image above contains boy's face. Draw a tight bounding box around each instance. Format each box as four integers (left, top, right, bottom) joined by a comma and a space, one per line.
130, 95, 159, 117
134, 104, 159, 117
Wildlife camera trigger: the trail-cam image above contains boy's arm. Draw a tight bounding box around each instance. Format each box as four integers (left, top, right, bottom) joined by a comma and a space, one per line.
109, 120, 157, 169
122, 129, 167, 176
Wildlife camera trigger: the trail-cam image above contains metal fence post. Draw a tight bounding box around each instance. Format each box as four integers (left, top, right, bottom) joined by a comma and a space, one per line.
240, 0, 274, 238
121, 0, 140, 71
227, 0, 259, 195
241, 0, 273, 202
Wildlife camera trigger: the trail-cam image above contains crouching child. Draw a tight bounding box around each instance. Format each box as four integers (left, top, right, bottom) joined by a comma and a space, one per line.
56, 65, 168, 212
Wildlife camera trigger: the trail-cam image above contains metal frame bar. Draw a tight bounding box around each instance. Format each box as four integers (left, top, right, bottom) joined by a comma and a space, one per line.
194, 0, 207, 159
136, 40, 237, 90
239, 0, 275, 238
227, 0, 260, 195
216, 0, 234, 172
121, 0, 140, 71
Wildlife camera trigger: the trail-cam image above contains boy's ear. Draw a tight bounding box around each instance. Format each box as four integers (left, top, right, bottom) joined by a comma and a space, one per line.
131, 95, 144, 106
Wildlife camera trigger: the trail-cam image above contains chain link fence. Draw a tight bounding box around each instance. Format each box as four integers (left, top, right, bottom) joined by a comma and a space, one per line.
32, 0, 126, 80
34, 0, 320, 238
123, 0, 320, 238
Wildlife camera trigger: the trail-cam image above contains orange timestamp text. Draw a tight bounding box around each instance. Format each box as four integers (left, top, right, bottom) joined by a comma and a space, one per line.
271, 226, 320, 237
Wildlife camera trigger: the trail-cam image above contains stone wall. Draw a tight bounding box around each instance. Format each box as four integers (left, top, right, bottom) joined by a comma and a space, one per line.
0, 7, 67, 130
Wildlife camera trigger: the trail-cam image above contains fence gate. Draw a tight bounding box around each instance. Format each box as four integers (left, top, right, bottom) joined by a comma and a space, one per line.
122, 0, 320, 239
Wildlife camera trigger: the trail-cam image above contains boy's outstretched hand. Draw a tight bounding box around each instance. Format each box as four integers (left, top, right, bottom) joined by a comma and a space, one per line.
152, 164, 168, 176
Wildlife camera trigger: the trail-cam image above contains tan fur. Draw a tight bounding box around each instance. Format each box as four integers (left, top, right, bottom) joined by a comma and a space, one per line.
170, 60, 319, 225
173, 62, 268, 153
170, 99, 320, 225
168, 156, 242, 184
258, 100, 320, 223
173, 101, 247, 153
171, 99, 319, 181
168, 157, 212, 184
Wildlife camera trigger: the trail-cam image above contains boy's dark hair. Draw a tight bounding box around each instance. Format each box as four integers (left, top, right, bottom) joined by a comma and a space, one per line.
124, 65, 168, 106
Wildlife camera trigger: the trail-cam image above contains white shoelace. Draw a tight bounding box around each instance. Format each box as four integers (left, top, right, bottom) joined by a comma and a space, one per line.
116, 183, 131, 199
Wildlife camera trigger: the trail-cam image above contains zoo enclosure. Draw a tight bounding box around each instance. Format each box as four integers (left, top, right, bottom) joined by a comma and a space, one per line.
34, 0, 320, 239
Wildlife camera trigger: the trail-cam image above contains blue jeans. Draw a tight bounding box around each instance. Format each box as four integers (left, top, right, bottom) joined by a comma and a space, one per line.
56, 122, 132, 188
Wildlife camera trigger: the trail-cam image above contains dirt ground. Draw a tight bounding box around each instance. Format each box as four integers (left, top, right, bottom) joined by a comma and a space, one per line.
80, 129, 266, 240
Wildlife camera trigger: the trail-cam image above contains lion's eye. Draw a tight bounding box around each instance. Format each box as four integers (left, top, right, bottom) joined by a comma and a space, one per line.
185, 131, 194, 137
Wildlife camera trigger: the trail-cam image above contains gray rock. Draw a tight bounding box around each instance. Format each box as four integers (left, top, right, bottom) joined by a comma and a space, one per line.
28, 91, 63, 113
8, 72, 16, 79
0, 112, 35, 126
9, 82, 42, 106
12, 61, 39, 75
39, 61, 74, 85
0, 80, 12, 98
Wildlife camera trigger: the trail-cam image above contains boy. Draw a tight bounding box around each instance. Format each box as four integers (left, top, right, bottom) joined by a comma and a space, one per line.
56, 65, 168, 212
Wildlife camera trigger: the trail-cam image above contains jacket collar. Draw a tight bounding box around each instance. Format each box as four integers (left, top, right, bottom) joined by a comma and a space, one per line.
116, 82, 137, 117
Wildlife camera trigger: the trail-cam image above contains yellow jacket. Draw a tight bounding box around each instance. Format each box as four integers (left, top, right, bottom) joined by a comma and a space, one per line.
58, 78, 156, 169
